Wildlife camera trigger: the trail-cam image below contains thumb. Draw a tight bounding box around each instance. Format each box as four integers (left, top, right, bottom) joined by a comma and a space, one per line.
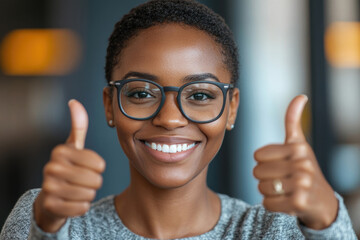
285, 95, 308, 144
66, 99, 89, 149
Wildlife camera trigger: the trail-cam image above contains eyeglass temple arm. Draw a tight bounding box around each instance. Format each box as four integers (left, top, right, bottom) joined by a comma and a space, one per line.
226, 84, 234, 89
108, 81, 118, 86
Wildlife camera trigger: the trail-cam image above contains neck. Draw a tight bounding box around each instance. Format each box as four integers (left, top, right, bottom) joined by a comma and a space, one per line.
115, 167, 220, 239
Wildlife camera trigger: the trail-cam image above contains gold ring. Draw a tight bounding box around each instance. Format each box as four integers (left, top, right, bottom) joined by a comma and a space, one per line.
273, 179, 285, 195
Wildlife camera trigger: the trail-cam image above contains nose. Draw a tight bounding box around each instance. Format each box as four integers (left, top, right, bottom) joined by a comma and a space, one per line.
152, 92, 188, 130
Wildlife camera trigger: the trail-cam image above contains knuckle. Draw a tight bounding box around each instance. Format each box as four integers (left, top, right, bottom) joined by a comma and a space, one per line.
43, 197, 58, 213
294, 173, 312, 189
94, 157, 106, 173
42, 180, 58, 194
94, 175, 103, 189
78, 202, 90, 215
98, 158, 106, 173
44, 162, 64, 177
291, 143, 307, 157
295, 158, 315, 174
51, 144, 69, 159
293, 198, 306, 212
84, 202, 91, 211
253, 153, 260, 162
43, 164, 51, 176
253, 149, 261, 160
291, 192, 308, 212
253, 145, 271, 160
43, 163, 56, 176
88, 189, 97, 200
253, 166, 260, 179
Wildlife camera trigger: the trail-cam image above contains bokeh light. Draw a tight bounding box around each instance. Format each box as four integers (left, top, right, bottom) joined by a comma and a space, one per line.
325, 22, 360, 68
0, 29, 82, 75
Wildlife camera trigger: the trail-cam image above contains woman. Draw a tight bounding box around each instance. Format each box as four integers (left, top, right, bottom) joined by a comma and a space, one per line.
1, 0, 356, 239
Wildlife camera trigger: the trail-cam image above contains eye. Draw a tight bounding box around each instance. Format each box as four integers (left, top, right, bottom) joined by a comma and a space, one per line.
127, 90, 154, 99
188, 92, 214, 101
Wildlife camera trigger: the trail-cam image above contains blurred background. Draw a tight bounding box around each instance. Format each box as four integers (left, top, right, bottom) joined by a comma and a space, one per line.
0, 0, 359, 236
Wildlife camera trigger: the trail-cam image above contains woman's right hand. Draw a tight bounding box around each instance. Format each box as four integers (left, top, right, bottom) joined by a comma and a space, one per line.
34, 99, 106, 233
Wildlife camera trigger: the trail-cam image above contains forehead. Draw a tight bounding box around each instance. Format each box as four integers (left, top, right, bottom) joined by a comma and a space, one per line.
113, 23, 230, 82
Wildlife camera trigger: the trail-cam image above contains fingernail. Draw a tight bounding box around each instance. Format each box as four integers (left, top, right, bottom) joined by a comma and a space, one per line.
300, 94, 308, 102
68, 99, 76, 106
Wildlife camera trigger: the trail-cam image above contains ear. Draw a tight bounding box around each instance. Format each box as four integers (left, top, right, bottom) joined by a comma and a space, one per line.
226, 88, 240, 130
103, 86, 114, 126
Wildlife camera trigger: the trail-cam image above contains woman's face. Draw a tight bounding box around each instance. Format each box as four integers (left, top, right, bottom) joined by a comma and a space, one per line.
104, 24, 239, 189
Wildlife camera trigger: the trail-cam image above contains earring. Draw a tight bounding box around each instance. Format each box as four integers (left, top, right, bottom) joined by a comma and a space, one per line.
230, 124, 234, 129
108, 120, 114, 127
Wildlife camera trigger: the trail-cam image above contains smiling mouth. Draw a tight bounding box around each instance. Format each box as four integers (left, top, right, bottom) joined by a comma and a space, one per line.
143, 141, 198, 153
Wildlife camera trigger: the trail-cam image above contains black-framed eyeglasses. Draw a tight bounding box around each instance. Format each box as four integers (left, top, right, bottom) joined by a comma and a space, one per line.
108, 79, 234, 123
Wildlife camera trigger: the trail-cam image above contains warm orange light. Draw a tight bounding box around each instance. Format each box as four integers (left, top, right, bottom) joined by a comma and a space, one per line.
325, 22, 360, 68
0, 29, 82, 75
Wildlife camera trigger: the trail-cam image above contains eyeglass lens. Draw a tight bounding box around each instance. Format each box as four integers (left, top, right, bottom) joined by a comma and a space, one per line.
119, 80, 224, 122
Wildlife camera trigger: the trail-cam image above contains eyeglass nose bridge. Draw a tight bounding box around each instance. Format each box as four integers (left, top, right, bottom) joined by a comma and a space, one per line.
159, 86, 183, 113
163, 86, 180, 92
161, 85, 182, 107
150, 85, 190, 125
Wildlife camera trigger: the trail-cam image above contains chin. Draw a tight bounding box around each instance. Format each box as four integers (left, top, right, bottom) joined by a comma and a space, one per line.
149, 171, 195, 189
139, 165, 206, 190
148, 177, 192, 189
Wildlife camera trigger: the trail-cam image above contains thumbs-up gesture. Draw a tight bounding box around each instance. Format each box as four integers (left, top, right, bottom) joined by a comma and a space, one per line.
253, 95, 338, 229
34, 100, 106, 232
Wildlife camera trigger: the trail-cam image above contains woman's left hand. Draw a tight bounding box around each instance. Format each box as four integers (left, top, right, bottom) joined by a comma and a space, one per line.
253, 95, 338, 230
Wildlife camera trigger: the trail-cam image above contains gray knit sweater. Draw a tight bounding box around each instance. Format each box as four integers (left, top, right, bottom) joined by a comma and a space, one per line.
0, 189, 357, 239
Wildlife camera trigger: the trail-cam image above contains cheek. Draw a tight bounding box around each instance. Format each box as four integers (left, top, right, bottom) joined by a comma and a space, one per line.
114, 113, 141, 158
112, 95, 137, 154
199, 106, 229, 161
201, 123, 226, 153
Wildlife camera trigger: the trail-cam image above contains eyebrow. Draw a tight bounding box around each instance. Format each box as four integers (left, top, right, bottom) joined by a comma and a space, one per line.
121, 71, 219, 82
122, 71, 158, 81
183, 73, 220, 82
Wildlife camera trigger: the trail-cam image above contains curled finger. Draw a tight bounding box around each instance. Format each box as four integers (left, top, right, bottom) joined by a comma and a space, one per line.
42, 195, 90, 218
42, 176, 97, 202
258, 177, 292, 197
45, 162, 103, 189
253, 161, 292, 180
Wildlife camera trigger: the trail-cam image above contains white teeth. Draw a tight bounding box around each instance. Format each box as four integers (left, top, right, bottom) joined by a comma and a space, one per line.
145, 141, 197, 153
182, 144, 187, 151
169, 145, 177, 153
162, 144, 169, 153
151, 142, 157, 150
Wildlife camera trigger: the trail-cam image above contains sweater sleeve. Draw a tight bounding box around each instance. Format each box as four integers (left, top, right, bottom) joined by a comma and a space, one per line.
28, 216, 71, 240
298, 192, 357, 240
0, 189, 71, 240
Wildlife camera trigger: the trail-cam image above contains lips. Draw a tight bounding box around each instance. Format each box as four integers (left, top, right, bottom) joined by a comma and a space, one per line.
138, 137, 200, 163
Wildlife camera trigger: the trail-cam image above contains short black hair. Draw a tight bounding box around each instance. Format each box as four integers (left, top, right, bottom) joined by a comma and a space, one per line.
105, 0, 239, 86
